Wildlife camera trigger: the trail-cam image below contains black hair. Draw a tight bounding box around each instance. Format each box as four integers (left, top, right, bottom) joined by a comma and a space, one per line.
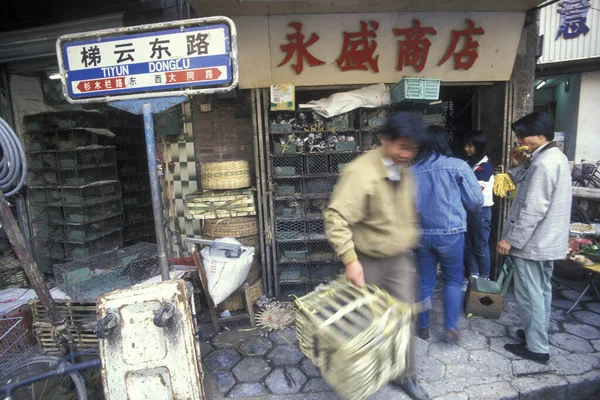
413, 125, 453, 164
384, 112, 425, 143
464, 130, 488, 167
511, 112, 554, 141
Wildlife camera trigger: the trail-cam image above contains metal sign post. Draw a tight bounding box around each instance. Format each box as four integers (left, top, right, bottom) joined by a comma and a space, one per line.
56, 17, 238, 281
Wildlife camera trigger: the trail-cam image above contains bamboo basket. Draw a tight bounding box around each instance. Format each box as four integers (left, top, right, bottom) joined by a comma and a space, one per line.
185, 190, 256, 220
219, 276, 263, 312
295, 280, 413, 400
202, 217, 259, 237
201, 161, 251, 190
0, 256, 28, 289
30, 299, 98, 355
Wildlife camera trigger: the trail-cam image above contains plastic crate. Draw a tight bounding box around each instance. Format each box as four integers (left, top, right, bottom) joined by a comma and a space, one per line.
390, 78, 441, 103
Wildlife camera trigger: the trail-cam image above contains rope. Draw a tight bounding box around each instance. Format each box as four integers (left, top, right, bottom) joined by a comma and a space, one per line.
0, 117, 27, 197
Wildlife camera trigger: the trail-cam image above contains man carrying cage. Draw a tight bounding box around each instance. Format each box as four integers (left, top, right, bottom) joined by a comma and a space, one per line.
324, 111, 428, 400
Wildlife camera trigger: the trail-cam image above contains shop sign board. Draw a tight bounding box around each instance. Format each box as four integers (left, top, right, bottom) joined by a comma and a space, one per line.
232, 13, 526, 88
56, 17, 238, 103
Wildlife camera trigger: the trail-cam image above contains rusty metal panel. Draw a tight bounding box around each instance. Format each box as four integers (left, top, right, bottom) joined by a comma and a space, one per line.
539, 0, 600, 64
97, 279, 204, 400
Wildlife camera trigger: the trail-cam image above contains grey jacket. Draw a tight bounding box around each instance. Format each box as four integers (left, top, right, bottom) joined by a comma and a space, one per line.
502, 145, 572, 261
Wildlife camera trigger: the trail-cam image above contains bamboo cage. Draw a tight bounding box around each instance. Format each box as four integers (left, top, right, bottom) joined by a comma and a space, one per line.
295, 280, 413, 400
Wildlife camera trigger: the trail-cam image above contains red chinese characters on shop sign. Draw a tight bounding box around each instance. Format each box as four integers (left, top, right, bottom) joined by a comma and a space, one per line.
277, 18, 486, 75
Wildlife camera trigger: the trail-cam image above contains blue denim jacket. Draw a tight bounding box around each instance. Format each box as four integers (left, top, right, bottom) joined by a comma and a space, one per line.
411, 154, 484, 235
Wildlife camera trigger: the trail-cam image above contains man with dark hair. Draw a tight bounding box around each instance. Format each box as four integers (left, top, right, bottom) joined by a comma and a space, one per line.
324, 112, 428, 400
497, 112, 571, 363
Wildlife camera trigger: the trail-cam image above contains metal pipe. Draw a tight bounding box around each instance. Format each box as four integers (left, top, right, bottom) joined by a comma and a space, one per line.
143, 103, 170, 281
251, 89, 268, 294
0, 191, 74, 351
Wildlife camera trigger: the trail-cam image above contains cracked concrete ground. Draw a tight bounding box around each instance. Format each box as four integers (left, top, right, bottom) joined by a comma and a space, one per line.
198, 277, 600, 399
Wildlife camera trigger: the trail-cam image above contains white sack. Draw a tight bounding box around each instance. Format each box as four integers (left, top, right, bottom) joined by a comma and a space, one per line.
308, 83, 391, 118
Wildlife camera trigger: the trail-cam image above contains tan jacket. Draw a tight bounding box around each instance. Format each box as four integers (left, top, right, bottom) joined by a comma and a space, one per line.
324, 147, 419, 265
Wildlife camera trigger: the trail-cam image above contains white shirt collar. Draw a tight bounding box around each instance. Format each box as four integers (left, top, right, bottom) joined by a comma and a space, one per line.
382, 157, 402, 181
531, 142, 551, 159
474, 155, 489, 167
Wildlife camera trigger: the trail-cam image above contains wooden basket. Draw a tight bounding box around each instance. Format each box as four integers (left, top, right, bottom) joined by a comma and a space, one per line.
295, 280, 413, 400
219, 277, 263, 312
202, 217, 259, 238
185, 190, 256, 220
201, 161, 251, 190
30, 299, 98, 355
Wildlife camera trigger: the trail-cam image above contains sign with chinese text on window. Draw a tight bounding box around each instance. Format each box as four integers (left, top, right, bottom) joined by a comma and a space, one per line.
57, 17, 238, 103
231, 13, 526, 88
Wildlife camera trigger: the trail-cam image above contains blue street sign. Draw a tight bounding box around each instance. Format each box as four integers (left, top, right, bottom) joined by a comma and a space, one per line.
56, 17, 238, 103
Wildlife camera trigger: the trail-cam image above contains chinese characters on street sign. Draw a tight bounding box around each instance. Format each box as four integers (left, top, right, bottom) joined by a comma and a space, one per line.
556, 0, 592, 39
278, 18, 485, 75
57, 18, 237, 103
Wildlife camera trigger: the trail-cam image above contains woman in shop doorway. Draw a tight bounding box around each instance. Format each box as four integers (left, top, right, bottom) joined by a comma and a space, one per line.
411, 126, 483, 343
463, 130, 495, 281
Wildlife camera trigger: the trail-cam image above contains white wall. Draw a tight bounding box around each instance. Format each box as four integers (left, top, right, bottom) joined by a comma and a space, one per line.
576, 71, 600, 163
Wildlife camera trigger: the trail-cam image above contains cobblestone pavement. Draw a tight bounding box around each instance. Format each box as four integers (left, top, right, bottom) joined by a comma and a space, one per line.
198, 277, 600, 399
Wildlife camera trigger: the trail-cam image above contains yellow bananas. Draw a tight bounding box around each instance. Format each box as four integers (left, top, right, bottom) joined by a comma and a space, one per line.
493, 167, 516, 198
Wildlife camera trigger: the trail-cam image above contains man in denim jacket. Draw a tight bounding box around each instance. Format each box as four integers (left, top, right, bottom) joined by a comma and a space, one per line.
498, 112, 571, 363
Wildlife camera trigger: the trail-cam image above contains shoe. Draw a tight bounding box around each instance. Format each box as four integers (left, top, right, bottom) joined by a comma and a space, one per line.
516, 329, 526, 342
504, 343, 549, 364
442, 329, 460, 343
391, 376, 430, 400
418, 328, 430, 340
461, 279, 469, 292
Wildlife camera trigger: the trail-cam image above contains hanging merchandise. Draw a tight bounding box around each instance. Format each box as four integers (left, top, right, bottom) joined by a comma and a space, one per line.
493, 166, 516, 198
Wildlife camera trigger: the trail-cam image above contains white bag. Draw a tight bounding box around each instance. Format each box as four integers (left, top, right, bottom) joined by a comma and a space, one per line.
200, 237, 255, 306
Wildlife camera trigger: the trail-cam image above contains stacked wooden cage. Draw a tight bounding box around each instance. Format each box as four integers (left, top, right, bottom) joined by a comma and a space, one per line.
295, 280, 413, 400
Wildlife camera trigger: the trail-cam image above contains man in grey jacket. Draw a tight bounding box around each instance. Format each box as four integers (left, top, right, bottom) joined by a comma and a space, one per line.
497, 112, 571, 363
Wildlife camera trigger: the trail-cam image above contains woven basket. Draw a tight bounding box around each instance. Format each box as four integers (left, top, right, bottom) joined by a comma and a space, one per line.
0, 256, 28, 289
185, 190, 256, 220
202, 217, 259, 237
219, 277, 263, 312
201, 161, 251, 190
295, 280, 413, 400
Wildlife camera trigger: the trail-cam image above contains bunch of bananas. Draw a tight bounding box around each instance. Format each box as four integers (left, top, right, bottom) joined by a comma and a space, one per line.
493, 166, 516, 198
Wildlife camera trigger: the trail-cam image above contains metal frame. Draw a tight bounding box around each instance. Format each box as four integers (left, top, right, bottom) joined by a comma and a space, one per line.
56, 16, 239, 104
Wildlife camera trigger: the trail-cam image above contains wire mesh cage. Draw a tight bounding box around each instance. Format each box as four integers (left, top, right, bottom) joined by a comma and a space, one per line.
23, 110, 109, 131
360, 131, 383, 151
275, 199, 305, 219
305, 198, 329, 218
28, 165, 119, 187
304, 177, 336, 195
53, 242, 159, 301
34, 231, 123, 261
121, 175, 151, 194
28, 181, 121, 206
274, 179, 303, 198
272, 155, 303, 177
280, 282, 309, 300
117, 157, 148, 176
310, 263, 343, 283
309, 241, 336, 262
23, 128, 111, 152
123, 219, 155, 244
0, 317, 37, 377
360, 108, 389, 129
122, 189, 152, 207
278, 242, 309, 263
275, 220, 306, 241
124, 204, 153, 224
330, 153, 360, 173
307, 220, 327, 240
306, 154, 329, 174
32, 215, 123, 243
279, 263, 308, 283
27, 146, 116, 170
30, 199, 123, 225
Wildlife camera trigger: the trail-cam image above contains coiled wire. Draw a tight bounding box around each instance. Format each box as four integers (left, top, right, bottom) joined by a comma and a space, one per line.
0, 117, 27, 197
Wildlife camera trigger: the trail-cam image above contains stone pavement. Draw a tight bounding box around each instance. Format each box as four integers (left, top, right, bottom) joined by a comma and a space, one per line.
197, 276, 600, 399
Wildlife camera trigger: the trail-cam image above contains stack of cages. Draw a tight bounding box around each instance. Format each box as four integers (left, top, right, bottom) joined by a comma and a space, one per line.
270, 107, 391, 300
53, 242, 159, 301
106, 110, 156, 246
24, 111, 124, 273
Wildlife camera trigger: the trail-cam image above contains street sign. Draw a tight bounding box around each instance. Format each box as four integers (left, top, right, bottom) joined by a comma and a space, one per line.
56, 17, 238, 103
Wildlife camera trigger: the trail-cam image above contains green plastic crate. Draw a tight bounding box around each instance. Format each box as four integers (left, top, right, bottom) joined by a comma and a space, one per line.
391, 78, 441, 103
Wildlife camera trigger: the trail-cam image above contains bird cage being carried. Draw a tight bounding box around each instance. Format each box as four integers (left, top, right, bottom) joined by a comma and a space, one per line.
295, 280, 413, 400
